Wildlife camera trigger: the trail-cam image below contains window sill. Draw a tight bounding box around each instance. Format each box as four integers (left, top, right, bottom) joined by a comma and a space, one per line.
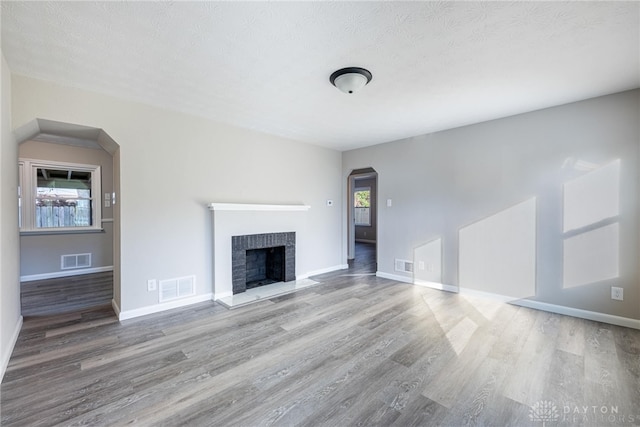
20, 228, 105, 236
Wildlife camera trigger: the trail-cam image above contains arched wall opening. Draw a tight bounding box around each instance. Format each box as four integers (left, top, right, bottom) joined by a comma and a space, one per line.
13, 118, 121, 313
347, 167, 378, 272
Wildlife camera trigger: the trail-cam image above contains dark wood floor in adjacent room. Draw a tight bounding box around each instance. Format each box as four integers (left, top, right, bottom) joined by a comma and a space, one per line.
2, 256, 639, 426
20, 271, 114, 316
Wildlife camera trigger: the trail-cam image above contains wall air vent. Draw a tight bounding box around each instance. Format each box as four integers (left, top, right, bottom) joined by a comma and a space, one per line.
159, 275, 196, 302
395, 259, 414, 273
61, 253, 92, 270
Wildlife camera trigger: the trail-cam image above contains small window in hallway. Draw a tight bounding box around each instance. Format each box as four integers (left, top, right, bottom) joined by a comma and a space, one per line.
354, 187, 371, 226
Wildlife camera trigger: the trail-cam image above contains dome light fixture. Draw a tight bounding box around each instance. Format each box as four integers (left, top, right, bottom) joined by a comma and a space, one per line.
330, 67, 372, 94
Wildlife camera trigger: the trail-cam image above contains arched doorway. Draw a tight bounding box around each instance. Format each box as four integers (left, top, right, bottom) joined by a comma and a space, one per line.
14, 119, 121, 315
347, 168, 378, 273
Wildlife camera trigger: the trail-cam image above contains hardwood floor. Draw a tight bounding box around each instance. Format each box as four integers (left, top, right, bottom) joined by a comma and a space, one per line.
2, 267, 639, 426
349, 241, 377, 274
20, 271, 114, 316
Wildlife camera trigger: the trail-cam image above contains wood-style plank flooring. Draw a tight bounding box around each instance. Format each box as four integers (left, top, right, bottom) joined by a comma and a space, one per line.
2, 251, 639, 426
349, 241, 377, 274
20, 271, 114, 316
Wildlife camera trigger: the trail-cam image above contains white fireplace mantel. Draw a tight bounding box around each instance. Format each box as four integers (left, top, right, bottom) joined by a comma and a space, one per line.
209, 202, 311, 300
208, 203, 311, 212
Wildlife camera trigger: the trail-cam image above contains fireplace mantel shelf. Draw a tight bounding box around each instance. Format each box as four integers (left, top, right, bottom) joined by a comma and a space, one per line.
208, 203, 311, 212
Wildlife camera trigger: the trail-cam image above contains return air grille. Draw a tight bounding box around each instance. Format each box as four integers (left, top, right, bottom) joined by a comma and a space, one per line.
395, 259, 414, 273
61, 253, 92, 270
159, 275, 196, 302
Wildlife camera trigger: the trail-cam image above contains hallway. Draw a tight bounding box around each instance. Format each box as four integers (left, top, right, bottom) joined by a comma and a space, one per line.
349, 241, 376, 274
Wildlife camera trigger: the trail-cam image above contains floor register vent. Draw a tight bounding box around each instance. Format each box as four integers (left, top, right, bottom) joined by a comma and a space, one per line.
61, 253, 92, 270
159, 275, 196, 302
395, 259, 414, 273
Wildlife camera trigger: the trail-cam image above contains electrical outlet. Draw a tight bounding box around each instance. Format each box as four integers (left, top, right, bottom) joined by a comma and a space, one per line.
418, 261, 425, 270
611, 286, 623, 301
147, 279, 157, 292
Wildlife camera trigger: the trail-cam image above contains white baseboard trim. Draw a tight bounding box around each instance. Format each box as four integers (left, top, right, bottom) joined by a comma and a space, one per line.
414, 279, 458, 293
454, 286, 640, 330
511, 299, 640, 330
456, 287, 524, 303
376, 271, 413, 283
380, 273, 640, 330
111, 299, 121, 318
118, 293, 213, 321
1, 315, 23, 383
21, 266, 114, 283
297, 264, 349, 280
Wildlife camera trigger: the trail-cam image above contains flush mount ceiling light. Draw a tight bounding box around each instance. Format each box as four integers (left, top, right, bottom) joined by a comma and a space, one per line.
330, 67, 372, 94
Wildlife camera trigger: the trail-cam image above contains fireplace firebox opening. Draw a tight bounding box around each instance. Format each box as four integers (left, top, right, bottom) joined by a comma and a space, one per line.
245, 246, 285, 289
231, 232, 295, 294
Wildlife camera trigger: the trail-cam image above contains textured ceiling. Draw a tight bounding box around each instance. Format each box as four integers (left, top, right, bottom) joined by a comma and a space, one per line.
1, 1, 638, 151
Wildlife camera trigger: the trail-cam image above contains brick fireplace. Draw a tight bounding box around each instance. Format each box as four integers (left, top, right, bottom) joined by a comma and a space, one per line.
209, 202, 310, 300
231, 232, 296, 294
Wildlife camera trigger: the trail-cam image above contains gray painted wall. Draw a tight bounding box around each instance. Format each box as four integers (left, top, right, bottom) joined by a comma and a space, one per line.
19, 140, 114, 277
343, 90, 640, 321
11, 75, 343, 313
1, 53, 21, 379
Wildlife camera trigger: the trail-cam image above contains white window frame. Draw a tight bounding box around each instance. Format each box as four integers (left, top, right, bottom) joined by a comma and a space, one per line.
19, 158, 102, 234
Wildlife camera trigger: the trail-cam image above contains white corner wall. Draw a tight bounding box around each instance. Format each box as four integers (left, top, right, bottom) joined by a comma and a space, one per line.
343, 90, 640, 324
1, 53, 22, 381
11, 75, 343, 316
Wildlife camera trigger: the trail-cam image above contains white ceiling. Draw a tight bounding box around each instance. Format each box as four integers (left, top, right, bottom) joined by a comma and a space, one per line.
2, 1, 638, 151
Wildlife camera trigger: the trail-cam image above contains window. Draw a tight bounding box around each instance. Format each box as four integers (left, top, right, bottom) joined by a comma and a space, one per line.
19, 159, 101, 233
354, 187, 371, 226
